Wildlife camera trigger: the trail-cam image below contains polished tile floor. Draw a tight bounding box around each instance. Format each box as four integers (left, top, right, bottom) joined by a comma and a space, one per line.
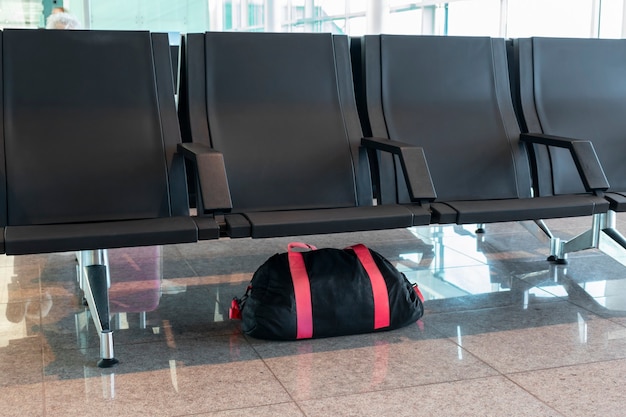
2, 214, 626, 416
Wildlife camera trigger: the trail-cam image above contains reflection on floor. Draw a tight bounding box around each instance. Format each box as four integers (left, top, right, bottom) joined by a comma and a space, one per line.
2, 215, 626, 416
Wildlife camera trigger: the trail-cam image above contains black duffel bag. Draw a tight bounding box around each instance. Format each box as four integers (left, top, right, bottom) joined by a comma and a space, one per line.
230, 242, 424, 340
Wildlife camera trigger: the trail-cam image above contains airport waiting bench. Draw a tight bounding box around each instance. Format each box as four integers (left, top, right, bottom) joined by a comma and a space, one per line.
0, 29, 220, 367
177, 31, 609, 255
177, 31, 435, 238
512, 36, 626, 265
0, 29, 435, 368
2, 29, 621, 368
350, 34, 610, 263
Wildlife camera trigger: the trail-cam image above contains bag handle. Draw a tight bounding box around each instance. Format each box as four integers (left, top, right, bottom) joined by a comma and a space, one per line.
288, 242, 317, 252
347, 244, 390, 329
287, 243, 315, 339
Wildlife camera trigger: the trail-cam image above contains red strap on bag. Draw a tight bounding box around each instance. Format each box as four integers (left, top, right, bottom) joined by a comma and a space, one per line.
348, 244, 390, 329
287, 242, 392, 339
288, 243, 316, 339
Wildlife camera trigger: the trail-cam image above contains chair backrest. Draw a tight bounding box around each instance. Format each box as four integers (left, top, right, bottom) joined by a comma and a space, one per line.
2, 29, 188, 227
357, 35, 532, 204
178, 32, 373, 213
516, 37, 626, 196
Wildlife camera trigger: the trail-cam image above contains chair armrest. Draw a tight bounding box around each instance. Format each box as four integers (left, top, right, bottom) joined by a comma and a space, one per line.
177, 143, 233, 213
520, 133, 609, 192
361, 137, 437, 202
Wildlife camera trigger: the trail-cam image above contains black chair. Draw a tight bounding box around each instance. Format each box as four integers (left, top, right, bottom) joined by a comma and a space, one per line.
177, 32, 434, 239
2, 29, 218, 367
514, 37, 626, 264
353, 34, 609, 261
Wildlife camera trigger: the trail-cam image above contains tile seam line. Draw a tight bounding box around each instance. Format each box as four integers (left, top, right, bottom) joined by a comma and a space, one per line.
247, 336, 308, 415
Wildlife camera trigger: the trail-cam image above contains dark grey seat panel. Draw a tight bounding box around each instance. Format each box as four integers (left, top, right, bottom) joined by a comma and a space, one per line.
366, 35, 530, 203
434, 195, 609, 225
5, 217, 199, 255
5, 30, 169, 225
204, 32, 360, 212
356, 34, 606, 225
2, 29, 207, 254
179, 32, 431, 238
517, 37, 626, 201
242, 205, 418, 238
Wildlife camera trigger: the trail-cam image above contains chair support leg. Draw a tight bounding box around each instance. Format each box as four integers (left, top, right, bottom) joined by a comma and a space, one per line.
518, 213, 626, 265
79, 249, 119, 368
554, 229, 597, 264
553, 213, 605, 264
521, 215, 607, 264
598, 226, 626, 267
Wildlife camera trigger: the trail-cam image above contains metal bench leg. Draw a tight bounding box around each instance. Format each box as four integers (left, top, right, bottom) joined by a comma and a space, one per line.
553, 213, 605, 264
596, 211, 626, 267
79, 249, 119, 368
521, 216, 604, 264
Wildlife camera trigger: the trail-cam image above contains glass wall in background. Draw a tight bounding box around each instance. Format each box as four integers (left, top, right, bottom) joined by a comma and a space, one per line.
1, 0, 625, 39
505, 0, 623, 39
62, 0, 210, 33
0, 0, 43, 28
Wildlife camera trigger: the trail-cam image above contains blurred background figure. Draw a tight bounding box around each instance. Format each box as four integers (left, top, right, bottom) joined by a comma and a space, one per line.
46, 7, 82, 29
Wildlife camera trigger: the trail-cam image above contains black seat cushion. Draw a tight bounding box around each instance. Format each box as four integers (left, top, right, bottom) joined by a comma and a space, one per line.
433, 195, 609, 224
233, 205, 421, 238
5, 217, 199, 255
